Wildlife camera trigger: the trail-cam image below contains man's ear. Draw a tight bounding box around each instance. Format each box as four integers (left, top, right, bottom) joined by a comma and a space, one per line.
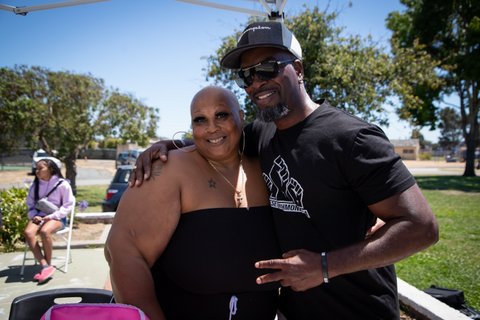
293, 60, 304, 78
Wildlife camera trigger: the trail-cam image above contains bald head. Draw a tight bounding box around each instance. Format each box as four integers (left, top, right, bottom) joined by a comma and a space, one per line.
190, 86, 240, 113
190, 86, 243, 126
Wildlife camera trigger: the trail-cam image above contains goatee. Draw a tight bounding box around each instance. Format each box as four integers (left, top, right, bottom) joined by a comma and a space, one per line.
256, 104, 290, 122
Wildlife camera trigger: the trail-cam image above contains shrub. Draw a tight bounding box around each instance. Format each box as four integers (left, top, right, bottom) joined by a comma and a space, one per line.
419, 153, 432, 160
0, 187, 29, 252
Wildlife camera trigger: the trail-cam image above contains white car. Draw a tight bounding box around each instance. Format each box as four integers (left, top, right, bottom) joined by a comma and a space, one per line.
31, 149, 62, 174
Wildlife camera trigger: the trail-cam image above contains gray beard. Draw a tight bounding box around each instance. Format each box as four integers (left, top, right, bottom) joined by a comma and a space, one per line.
256, 104, 290, 123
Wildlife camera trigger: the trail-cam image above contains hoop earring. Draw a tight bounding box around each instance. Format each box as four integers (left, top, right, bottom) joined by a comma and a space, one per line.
172, 131, 196, 153
239, 130, 246, 157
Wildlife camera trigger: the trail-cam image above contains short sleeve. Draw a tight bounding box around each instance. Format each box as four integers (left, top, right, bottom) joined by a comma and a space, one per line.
344, 125, 416, 205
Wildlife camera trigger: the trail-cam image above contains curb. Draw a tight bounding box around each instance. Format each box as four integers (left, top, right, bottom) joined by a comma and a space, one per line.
398, 278, 471, 320
75, 211, 115, 224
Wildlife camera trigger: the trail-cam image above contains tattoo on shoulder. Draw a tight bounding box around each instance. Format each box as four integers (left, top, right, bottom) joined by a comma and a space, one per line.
208, 178, 216, 189
150, 163, 163, 178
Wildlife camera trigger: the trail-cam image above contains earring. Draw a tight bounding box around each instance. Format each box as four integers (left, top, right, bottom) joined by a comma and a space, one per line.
238, 130, 246, 157
171, 131, 187, 149
171, 131, 196, 153
298, 74, 304, 84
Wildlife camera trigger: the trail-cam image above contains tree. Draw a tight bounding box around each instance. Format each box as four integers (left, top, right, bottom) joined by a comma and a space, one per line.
411, 128, 427, 149
205, 6, 394, 126
0, 65, 160, 194
0, 67, 34, 156
387, 0, 480, 176
438, 107, 462, 151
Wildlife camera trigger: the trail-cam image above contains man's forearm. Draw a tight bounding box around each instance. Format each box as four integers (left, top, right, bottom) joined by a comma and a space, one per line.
328, 210, 438, 279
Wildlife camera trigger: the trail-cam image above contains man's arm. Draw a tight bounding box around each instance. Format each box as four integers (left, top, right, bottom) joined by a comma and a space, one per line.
255, 183, 439, 291
131, 122, 259, 187
130, 139, 193, 187
105, 161, 181, 319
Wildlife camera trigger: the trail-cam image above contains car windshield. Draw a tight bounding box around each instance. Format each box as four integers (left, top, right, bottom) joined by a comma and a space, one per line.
117, 170, 131, 183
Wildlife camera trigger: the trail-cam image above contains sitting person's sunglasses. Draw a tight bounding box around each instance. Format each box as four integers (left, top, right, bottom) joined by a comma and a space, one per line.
235, 59, 297, 89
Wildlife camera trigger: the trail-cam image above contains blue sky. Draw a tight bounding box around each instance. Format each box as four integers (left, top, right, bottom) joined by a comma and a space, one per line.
0, 0, 440, 142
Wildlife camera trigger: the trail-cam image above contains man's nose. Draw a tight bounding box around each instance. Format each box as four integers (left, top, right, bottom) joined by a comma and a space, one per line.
245, 74, 266, 92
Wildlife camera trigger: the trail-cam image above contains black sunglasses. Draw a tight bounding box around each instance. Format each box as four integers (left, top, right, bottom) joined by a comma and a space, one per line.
235, 59, 296, 89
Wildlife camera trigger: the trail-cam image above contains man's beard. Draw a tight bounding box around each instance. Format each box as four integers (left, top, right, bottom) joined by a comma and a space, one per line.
256, 104, 290, 123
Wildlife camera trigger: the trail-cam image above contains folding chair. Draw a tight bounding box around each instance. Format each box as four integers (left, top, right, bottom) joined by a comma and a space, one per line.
8, 287, 113, 320
20, 199, 75, 276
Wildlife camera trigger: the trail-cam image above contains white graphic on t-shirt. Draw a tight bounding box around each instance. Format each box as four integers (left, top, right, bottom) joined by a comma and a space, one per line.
263, 155, 310, 218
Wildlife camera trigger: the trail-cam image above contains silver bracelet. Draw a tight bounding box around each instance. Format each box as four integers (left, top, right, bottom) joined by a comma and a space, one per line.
321, 251, 329, 283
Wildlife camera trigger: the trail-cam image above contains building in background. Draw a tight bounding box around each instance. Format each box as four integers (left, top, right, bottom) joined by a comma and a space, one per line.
391, 139, 420, 160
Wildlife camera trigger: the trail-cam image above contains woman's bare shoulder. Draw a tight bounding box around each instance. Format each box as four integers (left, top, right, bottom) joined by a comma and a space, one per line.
147, 149, 196, 181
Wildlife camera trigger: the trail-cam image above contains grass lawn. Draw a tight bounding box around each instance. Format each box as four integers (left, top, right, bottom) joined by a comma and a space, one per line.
75, 185, 107, 212
396, 176, 480, 311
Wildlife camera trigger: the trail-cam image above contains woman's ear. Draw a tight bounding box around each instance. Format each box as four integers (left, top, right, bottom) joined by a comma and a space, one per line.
239, 110, 245, 125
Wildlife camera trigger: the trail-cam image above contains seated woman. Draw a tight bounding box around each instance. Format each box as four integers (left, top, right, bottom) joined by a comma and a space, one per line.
105, 86, 281, 320
25, 158, 75, 284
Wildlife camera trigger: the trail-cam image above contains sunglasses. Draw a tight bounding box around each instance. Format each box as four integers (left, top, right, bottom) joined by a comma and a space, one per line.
235, 59, 296, 88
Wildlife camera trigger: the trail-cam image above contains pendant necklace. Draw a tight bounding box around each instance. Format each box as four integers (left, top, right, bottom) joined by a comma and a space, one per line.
207, 157, 244, 208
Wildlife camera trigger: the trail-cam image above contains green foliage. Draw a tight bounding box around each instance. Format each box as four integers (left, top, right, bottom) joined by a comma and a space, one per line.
419, 153, 431, 160
387, 0, 480, 176
87, 140, 98, 149
0, 187, 28, 252
396, 187, 480, 311
0, 68, 29, 155
438, 107, 462, 150
0, 65, 160, 190
0, 184, 106, 252
389, 39, 444, 129
98, 137, 121, 149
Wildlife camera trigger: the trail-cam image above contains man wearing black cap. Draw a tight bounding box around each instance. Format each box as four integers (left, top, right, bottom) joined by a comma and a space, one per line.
133, 21, 439, 319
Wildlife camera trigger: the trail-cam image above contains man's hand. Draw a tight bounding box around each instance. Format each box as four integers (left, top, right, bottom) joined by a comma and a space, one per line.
255, 249, 324, 291
129, 141, 169, 187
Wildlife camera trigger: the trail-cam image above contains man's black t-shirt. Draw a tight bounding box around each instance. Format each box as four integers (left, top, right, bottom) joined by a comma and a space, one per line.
246, 101, 415, 319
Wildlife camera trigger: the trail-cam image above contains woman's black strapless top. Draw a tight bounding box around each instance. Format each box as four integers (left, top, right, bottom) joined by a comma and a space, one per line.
151, 206, 281, 320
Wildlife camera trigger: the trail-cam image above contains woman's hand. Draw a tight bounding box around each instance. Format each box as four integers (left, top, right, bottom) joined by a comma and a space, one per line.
32, 216, 43, 225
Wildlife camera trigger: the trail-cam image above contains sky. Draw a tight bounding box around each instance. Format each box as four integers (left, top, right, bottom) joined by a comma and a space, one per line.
0, 0, 440, 142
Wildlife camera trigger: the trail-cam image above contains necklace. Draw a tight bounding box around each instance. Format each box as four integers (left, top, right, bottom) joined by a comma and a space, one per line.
207, 157, 245, 208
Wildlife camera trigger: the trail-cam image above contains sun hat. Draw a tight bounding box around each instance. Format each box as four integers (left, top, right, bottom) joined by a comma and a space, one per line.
220, 21, 302, 69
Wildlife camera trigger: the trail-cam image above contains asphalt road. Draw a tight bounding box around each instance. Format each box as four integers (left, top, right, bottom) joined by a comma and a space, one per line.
76, 166, 114, 186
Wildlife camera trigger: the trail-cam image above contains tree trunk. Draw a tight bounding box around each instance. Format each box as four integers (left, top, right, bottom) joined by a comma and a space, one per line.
462, 132, 478, 177
64, 151, 79, 195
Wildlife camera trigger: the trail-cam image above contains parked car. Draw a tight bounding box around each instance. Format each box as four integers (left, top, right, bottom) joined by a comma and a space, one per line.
115, 151, 130, 168
101, 165, 132, 212
115, 149, 144, 168
31, 149, 62, 175
445, 154, 458, 163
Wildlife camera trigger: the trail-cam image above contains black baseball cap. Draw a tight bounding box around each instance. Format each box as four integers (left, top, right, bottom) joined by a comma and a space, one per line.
220, 21, 302, 69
